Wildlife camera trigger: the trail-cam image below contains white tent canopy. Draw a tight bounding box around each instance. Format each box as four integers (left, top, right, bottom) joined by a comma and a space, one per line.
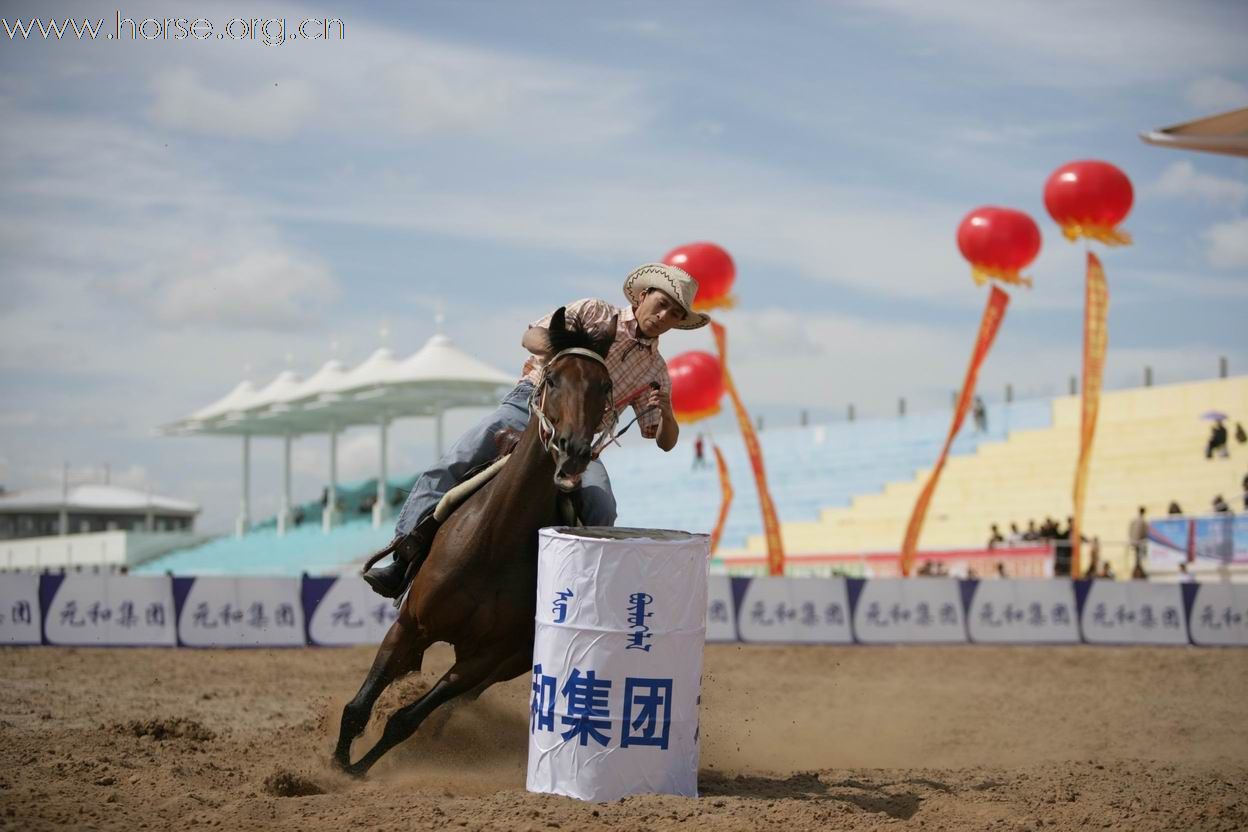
160, 332, 514, 539
163, 334, 513, 438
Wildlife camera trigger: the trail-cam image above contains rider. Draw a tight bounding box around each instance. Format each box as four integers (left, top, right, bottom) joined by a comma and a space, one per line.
362, 263, 711, 598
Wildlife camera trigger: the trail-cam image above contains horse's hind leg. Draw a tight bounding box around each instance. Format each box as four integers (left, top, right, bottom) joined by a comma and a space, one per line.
343, 649, 503, 778
332, 619, 428, 771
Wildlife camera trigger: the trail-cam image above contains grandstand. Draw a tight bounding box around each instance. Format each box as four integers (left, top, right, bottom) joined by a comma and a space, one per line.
728, 376, 1248, 576
136, 376, 1246, 578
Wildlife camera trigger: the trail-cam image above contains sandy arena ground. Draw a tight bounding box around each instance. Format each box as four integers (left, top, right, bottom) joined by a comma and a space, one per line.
1, 643, 1246, 831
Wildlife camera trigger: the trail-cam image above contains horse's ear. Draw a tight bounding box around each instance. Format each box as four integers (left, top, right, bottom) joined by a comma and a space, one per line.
590, 314, 617, 359
550, 306, 567, 334
547, 306, 579, 354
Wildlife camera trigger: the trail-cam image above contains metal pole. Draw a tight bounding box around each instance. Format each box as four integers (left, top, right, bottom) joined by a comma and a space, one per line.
898, 397, 906, 418
1144, 365, 1153, 387
236, 435, 251, 538
59, 462, 69, 537
434, 406, 445, 461
374, 418, 389, 528
1219, 356, 1228, 378
278, 434, 292, 536
324, 428, 338, 533
847, 403, 855, 422
1068, 375, 1077, 396
1005, 383, 1013, 404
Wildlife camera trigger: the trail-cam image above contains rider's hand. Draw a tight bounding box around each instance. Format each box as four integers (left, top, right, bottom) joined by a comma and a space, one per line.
644, 388, 671, 414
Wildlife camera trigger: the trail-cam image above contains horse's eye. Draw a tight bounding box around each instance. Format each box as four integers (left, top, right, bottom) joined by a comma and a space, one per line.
546, 375, 559, 389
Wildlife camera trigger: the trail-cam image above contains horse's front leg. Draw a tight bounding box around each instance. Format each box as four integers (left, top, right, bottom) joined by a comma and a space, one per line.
343, 648, 511, 778
332, 619, 427, 771
425, 647, 533, 739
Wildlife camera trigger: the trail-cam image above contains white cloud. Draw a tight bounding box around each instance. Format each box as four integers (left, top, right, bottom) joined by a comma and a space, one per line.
855, 0, 1247, 85
1204, 217, 1248, 268
0, 111, 341, 332
1151, 161, 1248, 208
149, 68, 318, 140
1184, 76, 1248, 113
151, 251, 338, 330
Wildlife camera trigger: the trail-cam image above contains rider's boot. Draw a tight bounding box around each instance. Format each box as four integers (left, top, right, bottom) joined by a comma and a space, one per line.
362, 516, 441, 599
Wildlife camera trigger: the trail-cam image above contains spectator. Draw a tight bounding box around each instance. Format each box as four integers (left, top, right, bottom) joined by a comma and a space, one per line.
987, 523, 1005, 550
973, 396, 988, 435
1242, 471, 1248, 511
292, 506, 306, 527
1167, 501, 1183, 516
1084, 547, 1100, 579
1128, 506, 1148, 574
918, 560, 934, 576
1097, 561, 1115, 580
1040, 517, 1059, 539
995, 561, 1007, 578
1206, 419, 1229, 459
692, 433, 707, 470
360, 493, 377, 515
1177, 562, 1195, 583
1237, 421, 1248, 444
1023, 519, 1040, 541
1212, 494, 1232, 514
1007, 522, 1024, 545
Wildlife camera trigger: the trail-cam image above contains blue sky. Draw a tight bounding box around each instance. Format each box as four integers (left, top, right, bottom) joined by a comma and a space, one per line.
1, 0, 1246, 532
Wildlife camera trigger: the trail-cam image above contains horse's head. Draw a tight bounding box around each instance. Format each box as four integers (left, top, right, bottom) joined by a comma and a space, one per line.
530, 307, 617, 492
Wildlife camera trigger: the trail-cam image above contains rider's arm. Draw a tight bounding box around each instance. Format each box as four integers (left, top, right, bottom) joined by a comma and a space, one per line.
638, 366, 678, 451
521, 326, 552, 356
655, 398, 679, 452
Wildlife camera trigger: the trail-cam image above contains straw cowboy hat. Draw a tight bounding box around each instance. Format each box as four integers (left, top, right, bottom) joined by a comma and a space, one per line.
622, 263, 711, 330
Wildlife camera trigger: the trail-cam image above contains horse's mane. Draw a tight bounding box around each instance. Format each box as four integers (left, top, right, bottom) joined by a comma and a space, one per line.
545, 306, 616, 359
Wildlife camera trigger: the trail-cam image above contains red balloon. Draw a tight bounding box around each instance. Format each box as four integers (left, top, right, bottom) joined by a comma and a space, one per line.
667, 351, 724, 421
662, 242, 735, 311
956, 207, 1042, 287
1043, 160, 1133, 244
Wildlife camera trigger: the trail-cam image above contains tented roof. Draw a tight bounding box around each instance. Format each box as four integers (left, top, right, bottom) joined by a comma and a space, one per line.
0, 484, 199, 514
1141, 107, 1248, 157
162, 334, 514, 437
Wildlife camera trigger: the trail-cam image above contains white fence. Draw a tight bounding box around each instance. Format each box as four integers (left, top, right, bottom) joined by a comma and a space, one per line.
1, 530, 214, 571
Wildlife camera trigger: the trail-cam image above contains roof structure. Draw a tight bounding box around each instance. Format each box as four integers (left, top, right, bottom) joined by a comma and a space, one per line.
1140, 107, 1248, 157
163, 333, 514, 437
0, 484, 199, 515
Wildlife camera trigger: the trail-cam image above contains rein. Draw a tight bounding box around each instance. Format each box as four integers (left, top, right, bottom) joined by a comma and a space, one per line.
528, 348, 656, 463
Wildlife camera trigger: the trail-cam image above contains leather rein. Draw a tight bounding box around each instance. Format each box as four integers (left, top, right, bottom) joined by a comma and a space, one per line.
528, 348, 657, 464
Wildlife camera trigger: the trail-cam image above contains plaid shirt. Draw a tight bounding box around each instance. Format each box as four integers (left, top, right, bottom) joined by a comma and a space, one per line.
522, 298, 672, 438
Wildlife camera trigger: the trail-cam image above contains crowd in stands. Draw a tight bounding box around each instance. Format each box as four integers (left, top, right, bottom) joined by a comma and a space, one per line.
986, 517, 1075, 549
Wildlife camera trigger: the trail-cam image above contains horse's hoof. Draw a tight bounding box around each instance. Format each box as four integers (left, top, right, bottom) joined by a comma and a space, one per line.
343, 763, 369, 780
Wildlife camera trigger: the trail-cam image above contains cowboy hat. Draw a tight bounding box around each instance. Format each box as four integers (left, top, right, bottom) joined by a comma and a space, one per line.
622, 263, 711, 330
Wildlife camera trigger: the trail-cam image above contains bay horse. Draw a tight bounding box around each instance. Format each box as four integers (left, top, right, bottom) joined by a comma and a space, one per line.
333, 307, 617, 777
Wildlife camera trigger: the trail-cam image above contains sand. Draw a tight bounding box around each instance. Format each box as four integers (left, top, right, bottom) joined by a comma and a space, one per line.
2, 643, 1246, 831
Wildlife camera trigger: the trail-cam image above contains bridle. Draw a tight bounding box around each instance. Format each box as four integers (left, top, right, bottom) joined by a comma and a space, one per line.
528, 347, 622, 466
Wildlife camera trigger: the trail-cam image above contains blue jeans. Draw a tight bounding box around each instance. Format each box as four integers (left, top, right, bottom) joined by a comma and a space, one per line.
393, 381, 617, 537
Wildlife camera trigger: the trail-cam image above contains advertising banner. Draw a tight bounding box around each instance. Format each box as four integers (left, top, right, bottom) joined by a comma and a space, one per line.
42, 574, 175, 647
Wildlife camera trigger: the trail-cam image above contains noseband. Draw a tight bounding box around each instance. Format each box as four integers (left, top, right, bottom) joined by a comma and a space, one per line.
528, 348, 620, 467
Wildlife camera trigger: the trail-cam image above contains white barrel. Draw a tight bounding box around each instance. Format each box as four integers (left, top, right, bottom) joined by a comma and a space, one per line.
526, 527, 709, 802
